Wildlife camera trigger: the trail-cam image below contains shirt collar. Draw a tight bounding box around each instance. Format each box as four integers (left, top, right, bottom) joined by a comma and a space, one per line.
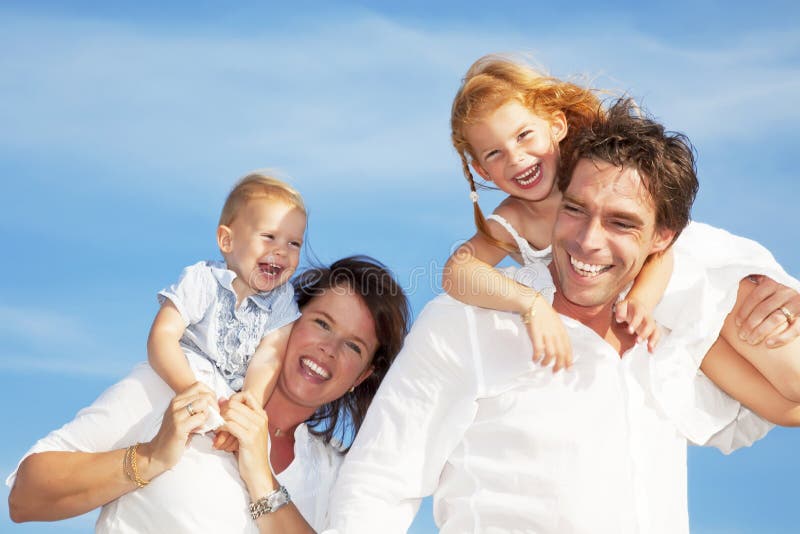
208, 260, 276, 312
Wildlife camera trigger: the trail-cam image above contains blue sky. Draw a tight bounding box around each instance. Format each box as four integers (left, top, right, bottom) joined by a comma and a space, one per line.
2, 1, 799, 532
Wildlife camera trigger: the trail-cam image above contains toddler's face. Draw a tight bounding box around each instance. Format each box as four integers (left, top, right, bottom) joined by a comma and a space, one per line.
220, 197, 306, 295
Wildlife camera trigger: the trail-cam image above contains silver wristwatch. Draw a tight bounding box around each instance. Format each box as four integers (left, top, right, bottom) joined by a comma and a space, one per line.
249, 485, 291, 520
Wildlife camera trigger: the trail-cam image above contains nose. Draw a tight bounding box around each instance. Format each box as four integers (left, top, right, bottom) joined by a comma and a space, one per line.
319, 336, 339, 359
576, 217, 605, 251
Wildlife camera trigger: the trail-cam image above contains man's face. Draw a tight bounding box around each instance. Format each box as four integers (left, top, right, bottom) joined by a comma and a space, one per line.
551, 158, 674, 310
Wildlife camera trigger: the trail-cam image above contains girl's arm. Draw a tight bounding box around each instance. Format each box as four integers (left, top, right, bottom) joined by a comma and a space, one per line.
615, 248, 674, 352
243, 324, 293, 409
223, 391, 316, 534
9, 383, 216, 522
443, 227, 572, 371
147, 300, 197, 393
717, 278, 800, 403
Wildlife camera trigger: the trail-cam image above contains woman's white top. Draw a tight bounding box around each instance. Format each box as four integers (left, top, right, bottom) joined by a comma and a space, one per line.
6, 361, 342, 533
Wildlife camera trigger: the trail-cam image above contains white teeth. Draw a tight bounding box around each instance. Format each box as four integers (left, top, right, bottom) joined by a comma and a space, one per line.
515, 164, 541, 186
301, 357, 330, 379
570, 256, 611, 277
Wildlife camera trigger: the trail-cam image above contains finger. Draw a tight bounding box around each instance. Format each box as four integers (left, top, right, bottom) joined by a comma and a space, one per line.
735, 276, 775, 326
626, 309, 643, 337
220, 434, 239, 452
740, 293, 786, 339
746, 309, 788, 345
615, 301, 628, 324
647, 326, 661, 353
766, 321, 800, 348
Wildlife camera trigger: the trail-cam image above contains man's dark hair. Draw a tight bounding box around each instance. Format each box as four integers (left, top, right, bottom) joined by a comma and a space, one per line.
559, 98, 699, 243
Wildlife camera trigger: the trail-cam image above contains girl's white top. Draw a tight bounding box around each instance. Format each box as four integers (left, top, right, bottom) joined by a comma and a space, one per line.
158, 260, 301, 391
6, 361, 342, 533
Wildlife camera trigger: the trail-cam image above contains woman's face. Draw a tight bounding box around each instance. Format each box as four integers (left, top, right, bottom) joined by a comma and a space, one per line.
276, 288, 378, 409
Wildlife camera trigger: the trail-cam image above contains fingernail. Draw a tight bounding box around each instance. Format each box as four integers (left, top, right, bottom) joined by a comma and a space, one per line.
735, 319, 742, 327
766, 339, 775, 347
739, 332, 746, 340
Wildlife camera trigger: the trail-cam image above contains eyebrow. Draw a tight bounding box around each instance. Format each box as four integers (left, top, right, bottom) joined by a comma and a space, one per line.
562, 194, 647, 227
314, 310, 370, 348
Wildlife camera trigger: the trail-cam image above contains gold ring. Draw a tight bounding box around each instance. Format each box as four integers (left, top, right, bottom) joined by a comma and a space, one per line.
779, 306, 796, 325
185, 402, 196, 416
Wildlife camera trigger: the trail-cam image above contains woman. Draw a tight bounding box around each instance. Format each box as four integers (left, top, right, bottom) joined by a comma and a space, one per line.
8, 256, 411, 532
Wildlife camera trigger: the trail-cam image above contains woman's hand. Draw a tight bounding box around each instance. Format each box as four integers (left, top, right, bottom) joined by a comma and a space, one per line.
221, 391, 276, 498
138, 382, 217, 478
735, 275, 800, 347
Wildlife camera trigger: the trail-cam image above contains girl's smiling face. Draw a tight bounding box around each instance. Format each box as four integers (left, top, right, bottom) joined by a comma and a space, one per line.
466, 100, 567, 202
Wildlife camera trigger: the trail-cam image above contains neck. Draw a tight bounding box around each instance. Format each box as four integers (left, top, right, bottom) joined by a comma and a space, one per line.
550, 269, 636, 357
264, 389, 318, 437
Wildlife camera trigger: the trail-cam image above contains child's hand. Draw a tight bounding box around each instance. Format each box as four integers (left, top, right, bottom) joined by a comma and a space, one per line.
615, 298, 660, 352
213, 429, 240, 452
736, 275, 800, 347
523, 294, 573, 372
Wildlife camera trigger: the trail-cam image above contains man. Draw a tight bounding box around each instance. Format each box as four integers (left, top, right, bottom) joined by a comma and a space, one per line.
325, 100, 800, 533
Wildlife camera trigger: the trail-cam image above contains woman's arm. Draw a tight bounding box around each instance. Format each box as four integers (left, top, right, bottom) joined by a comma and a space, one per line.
717, 278, 800, 402
701, 335, 800, 427
223, 391, 315, 533
9, 382, 216, 522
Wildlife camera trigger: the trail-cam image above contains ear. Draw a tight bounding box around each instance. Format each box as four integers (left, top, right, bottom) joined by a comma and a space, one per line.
550, 111, 568, 143
353, 365, 375, 388
217, 225, 233, 254
649, 226, 675, 256
470, 160, 491, 182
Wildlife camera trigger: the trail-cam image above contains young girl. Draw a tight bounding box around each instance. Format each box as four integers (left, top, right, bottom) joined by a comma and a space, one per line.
148, 172, 307, 433
443, 54, 800, 402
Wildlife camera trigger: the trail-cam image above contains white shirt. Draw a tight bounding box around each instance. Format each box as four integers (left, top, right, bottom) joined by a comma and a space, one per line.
326, 222, 794, 534
7, 362, 341, 533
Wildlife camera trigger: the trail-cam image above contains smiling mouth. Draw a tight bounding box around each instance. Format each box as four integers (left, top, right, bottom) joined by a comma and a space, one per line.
300, 357, 331, 380
570, 255, 612, 277
513, 163, 542, 187
258, 263, 284, 277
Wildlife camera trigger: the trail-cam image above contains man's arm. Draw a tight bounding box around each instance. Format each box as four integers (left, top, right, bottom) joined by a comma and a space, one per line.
324, 299, 482, 534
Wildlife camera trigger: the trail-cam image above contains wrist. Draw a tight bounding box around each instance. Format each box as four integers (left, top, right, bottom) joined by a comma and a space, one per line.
519, 291, 541, 324
245, 469, 279, 501
136, 441, 169, 481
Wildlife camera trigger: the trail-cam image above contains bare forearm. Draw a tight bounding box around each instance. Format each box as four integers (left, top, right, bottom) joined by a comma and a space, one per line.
627, 248, 673, 310
444, 252, 537, 314
147, 333, 196, 393
10, 447, 160, 522
702, 336, 800, 427
245, 471, 315, 534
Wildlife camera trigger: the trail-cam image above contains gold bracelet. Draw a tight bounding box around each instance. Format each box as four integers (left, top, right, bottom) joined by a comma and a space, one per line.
520, 292, 541, 325
123, 443, 150, 488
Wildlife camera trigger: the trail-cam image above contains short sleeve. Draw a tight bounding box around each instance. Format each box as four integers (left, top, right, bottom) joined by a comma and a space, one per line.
157, 261, 215, 326
262, 282, 301, 336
